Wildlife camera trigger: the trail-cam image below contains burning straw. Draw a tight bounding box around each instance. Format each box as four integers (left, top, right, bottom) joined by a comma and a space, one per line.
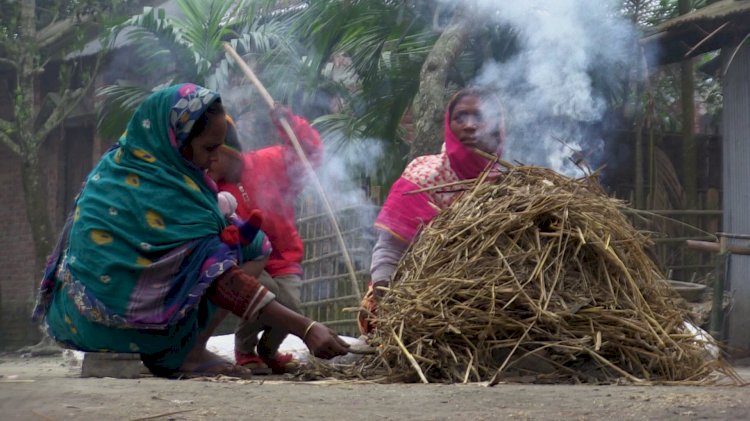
314, 163, 740, 385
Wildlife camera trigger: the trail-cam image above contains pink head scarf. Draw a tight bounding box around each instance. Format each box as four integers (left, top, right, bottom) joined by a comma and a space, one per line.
375, 90, 505, 243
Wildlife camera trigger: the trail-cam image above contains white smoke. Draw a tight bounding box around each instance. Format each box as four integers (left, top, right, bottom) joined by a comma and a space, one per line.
312, 136, 383, 231
225, 121, 379, 283
230, 116, 382, 203
301, 136, 383, 273
459, 0, 636, 175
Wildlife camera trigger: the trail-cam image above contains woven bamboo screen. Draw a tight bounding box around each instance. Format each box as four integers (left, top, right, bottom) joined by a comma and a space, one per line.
296, 190, 379, 336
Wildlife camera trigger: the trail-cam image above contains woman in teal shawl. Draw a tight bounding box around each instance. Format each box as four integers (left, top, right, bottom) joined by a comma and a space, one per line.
33, 83, 349, 377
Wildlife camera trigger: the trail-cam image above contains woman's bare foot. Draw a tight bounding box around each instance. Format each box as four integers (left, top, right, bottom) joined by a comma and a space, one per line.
178, 347, 252, 379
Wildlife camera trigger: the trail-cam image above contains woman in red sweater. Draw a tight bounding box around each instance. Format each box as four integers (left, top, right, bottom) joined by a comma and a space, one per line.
210, 106, 323, 373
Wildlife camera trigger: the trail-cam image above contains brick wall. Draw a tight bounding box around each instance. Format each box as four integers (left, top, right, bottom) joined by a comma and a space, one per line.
0, 45, 148, 350
0, 132, 66, 350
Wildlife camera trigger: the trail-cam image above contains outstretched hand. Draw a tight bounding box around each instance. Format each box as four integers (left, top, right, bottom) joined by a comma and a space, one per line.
303, 322, 350, 359
357, 283, 381, 335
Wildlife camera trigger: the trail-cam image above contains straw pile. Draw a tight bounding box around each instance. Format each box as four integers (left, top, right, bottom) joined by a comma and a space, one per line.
350, 164, 737, 384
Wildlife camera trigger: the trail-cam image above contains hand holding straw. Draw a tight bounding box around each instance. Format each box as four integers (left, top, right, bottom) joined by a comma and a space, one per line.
222, 42, 362, 300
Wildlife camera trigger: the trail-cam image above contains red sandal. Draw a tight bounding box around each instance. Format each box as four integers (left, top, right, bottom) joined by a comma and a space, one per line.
260, 352, 300, 374
234, 351, 272, 375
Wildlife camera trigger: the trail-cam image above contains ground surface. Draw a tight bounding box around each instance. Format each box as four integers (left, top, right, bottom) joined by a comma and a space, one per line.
1, 355, 748, 421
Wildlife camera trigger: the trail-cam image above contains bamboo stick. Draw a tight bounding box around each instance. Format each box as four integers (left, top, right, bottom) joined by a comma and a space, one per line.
686, 239, 750, 256
223, 42, 361, 299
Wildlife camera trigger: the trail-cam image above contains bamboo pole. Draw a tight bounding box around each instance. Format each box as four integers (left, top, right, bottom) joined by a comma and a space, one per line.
223, 42, 362, 300
710, 236, 727, 339
686, 240, 750, 256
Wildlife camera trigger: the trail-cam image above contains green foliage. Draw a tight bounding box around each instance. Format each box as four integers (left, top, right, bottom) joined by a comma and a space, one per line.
288, 1, 437, 183
288, 1, 526, 185
621, 0, 721, 27
99, 0, 717, 187
0, 0, 155, 271
646, 53, 722, 132
0, 0, 19, 45
1, 0, 140, 150
13, 86, 30, 124
96, 1, 525, 185
96, 83, 152, 140
0, 0, 135, 59
96, 0, 293, 139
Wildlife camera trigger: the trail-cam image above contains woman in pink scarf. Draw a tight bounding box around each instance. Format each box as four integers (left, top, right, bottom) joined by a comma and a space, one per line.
359, 87, 506, 334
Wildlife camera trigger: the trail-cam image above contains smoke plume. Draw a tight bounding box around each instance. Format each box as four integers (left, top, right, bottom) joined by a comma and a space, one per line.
463, 0, 636, 175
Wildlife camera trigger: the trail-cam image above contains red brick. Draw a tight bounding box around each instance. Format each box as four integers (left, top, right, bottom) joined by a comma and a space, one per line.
0, 131, 68, 350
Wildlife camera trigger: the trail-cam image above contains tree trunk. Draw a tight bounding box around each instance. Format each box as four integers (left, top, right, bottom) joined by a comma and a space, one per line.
409, 11, 474, 160
20, 153, 55, 272
17, 0, 54, 272
679, 0, 697, 209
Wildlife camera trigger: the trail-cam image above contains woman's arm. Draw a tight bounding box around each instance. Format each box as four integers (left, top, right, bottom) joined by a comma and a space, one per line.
257, 300, 350, 359
273, 110, 322, 168
211, 266, 349, 359
272, 108, 324, 197
240, 256, 268, 278
370, 230, 409, 296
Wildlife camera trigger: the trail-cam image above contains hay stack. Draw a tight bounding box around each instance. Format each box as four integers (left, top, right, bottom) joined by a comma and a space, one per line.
360, 164, 735, 384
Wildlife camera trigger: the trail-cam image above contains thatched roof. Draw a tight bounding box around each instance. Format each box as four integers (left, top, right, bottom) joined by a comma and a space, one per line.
641, 0, 750, 66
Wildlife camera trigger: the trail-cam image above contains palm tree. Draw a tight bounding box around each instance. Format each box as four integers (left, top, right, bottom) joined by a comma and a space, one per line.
288, 1, 523, 184
97, 0, 295, 139
281, 1, 436, 183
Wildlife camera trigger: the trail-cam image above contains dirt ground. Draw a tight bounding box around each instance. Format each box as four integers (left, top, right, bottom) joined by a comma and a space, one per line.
0, 354, 748, 421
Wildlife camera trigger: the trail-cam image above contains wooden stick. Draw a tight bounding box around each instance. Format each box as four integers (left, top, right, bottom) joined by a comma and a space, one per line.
131, 409, 196, 421
684, 21, 729, 58
223, 42, 361, 299
716, 231, 750, 240
403, 178, 480, 195
686, 240, 750, 256
223, 45, 275, 109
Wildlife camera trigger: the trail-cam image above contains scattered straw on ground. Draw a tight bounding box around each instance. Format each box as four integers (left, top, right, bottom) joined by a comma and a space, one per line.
303, 163, 740, 385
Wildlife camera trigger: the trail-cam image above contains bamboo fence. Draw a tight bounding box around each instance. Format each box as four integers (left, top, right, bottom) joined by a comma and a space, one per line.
297, 190, 379, 337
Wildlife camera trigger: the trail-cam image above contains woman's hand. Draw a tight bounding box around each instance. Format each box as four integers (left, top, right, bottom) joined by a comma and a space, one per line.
357, 280, 388, 335
256, 302, 349, 359
371, 280, 390, 299
303, 322, 350, 359
270, 103, 293, 127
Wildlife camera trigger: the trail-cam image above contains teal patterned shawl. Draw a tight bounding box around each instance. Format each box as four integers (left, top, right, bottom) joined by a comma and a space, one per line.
34, 83, 243, 329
